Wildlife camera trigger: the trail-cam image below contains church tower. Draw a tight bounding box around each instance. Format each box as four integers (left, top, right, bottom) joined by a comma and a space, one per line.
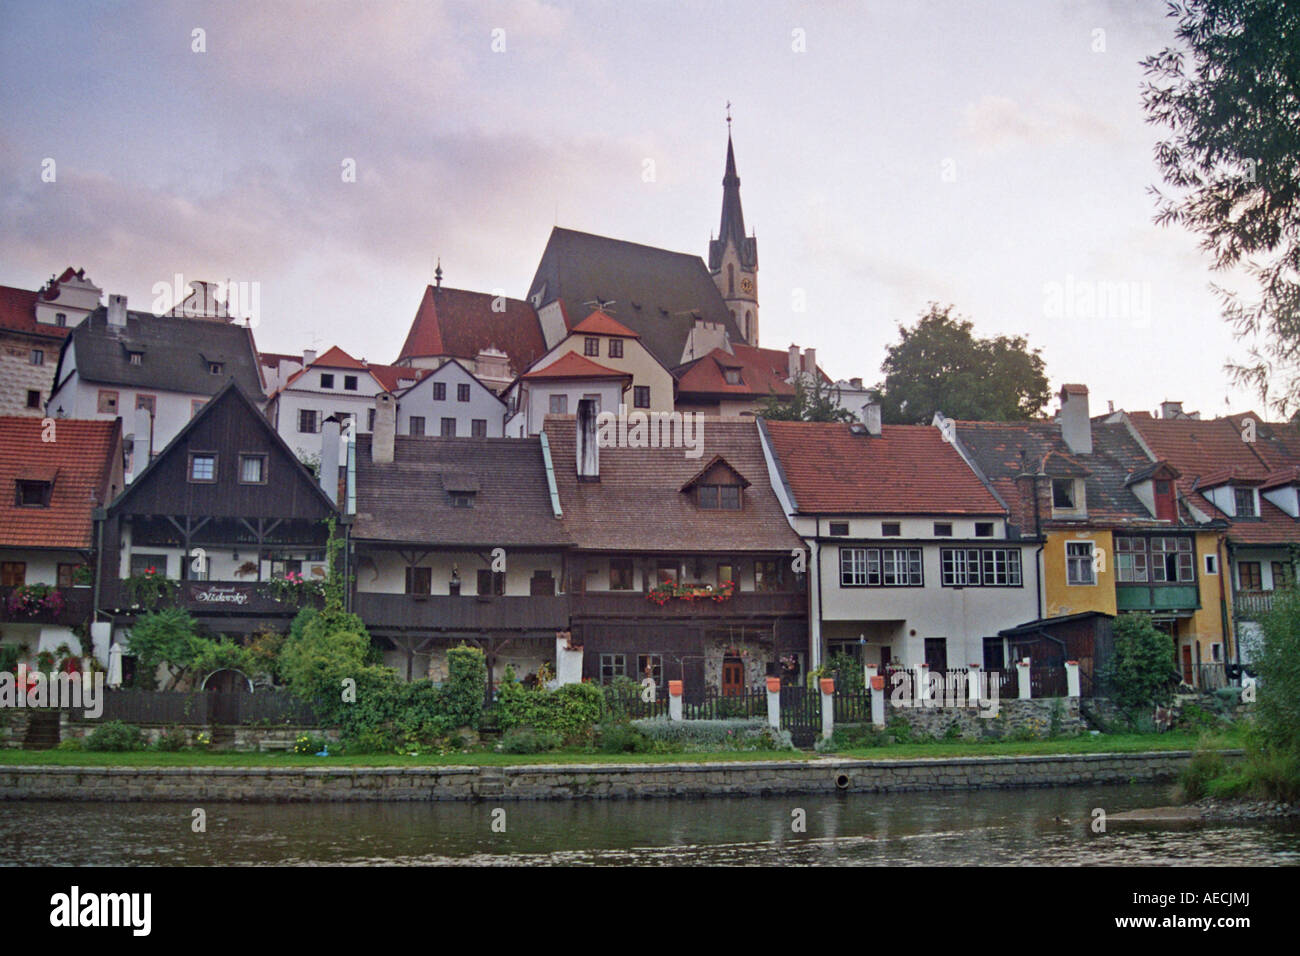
708, 116, 759, 347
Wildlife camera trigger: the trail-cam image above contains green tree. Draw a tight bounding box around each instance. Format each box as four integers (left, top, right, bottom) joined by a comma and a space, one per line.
757, 374, 857, 423
1254, 585, 1300, 757
1106, 614, 1179, 719
877, 304, 1051, 425
125, 607, 202, 690
1142, 0, 1300, 416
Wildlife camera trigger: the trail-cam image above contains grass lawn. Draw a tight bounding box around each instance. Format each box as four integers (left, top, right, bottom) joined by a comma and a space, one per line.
0, 729, 1239, 768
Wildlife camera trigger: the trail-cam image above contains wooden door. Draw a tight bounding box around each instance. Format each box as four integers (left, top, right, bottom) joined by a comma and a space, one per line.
721, 657, 744, 697
1181, 645, 1193, 685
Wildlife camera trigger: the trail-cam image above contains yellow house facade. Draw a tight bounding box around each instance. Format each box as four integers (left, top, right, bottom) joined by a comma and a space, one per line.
539, 310, 676, 414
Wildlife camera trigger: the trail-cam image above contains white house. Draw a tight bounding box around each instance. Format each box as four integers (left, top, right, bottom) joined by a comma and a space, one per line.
393, 358, 506, 439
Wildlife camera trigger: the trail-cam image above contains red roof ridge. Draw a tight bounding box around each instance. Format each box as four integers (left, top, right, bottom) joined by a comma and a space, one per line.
523, 351, 630, 380
571, 310, 640, 338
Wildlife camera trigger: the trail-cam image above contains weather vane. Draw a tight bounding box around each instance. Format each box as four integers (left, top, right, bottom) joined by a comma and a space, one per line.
726, 100, 732, 131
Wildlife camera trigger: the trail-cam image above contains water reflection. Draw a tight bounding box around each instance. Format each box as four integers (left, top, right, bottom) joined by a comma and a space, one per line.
1, 784, 1296, 866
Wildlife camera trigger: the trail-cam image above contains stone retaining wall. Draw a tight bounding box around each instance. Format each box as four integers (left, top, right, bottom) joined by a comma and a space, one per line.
883, 697, 1085, 739
0, 750, 1218, 802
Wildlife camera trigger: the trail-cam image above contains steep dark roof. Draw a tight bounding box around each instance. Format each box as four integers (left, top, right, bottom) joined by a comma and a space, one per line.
526, 227, 745, 370
708, 135, 758, 272
61, 307, 264, 398
396, 285, 547, 376
544, 416, 803, 553
352, 435, 571, 548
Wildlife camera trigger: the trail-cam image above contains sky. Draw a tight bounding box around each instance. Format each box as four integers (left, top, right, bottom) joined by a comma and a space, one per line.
0, 0, 1272, 418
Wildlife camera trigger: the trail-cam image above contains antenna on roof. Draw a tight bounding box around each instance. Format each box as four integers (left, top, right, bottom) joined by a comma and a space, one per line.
583, 298, 615, 313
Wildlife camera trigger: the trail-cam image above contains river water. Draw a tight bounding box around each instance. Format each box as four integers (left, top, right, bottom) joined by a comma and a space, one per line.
2, 783, 1297, 865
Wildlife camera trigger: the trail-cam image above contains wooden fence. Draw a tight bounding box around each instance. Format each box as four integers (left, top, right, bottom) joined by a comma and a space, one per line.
94, 689, 317, 726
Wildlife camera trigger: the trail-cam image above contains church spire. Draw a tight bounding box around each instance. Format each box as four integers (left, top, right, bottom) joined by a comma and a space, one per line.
718, 133, 747, 248
707, 108, 759, 347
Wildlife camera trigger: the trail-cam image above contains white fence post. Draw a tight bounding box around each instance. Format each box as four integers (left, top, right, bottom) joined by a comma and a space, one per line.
765, 676, 781, 730
1018, 658, 1032, 700
820, 677, 835, 741
668, 680, 683, 721
967, 663, 982, 705
1065, 660, 1080, 698
870, 675, 885, 727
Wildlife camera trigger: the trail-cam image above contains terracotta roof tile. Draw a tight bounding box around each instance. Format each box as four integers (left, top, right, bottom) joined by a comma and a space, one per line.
766, 420, 1002, 515
0, 284, 70, 340
523, 352, 629, 381
397, 285, 547, 377
0, 417, 121, 549
570, 310, 640, 337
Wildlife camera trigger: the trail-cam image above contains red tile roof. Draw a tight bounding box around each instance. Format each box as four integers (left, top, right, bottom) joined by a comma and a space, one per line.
277, 347, 428, 395
571, 310, 639, 338
765, 420, 1002, 515
368, 363, 429, 393
397, 285, 547, 377
258, 351, 302, 369
522, 352, 630, 381
0, 417, 121, 549
0, 284, 70, 340
674, 345, 798, 399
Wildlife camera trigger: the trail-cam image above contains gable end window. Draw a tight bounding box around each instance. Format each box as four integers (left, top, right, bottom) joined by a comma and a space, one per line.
433, 381, 447, 401
188, 453, 217, 483
584, 337, 600, 356
609, 339, 624, 358
633, 386, 650, 408
320, 373, 335, 389
343, 375, 358, 391
239, 454, 267, 484
457, 383, 470, 402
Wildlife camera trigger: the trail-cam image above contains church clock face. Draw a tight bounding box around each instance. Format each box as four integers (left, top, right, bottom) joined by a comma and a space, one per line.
740, 277, 754, 294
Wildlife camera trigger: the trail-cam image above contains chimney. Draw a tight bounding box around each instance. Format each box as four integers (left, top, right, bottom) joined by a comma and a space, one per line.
107, 294, 127, 327
862, 400, 882, 437
788, 344, 800, 380
130, 404, 152, 479
320, 416, 341, 504
1160, 400, 1183, 420
849, 377, 863, 390
576, 397, 599, 481
1059, 384, 1092, 455
372, 393, 396, 464
303, 348, 317, 366
802, 348, 817, 377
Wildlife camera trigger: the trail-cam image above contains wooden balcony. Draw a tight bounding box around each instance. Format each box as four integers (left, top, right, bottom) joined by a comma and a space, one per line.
353, 592, 570, 634
1115, 584, 1199, 613
1234, 590, 1274, 620
0, 586, 94, 626
99, 580, 317, 618
571, 589, 807, 620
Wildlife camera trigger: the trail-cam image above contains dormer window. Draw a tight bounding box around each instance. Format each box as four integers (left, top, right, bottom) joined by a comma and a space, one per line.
128, 351, 143, 366
698, 484, 741, 510
449, 492, 475, 508
209, 362, 223, 375
15, 480, 52, 507
723, 368, 742, 385
1234, 487, 1258, 517
1154, 479, 1177, 521
1052, 478, 1076, 510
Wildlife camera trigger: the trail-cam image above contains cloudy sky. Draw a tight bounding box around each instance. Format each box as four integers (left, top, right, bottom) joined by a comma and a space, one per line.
0, 0, 1269, 417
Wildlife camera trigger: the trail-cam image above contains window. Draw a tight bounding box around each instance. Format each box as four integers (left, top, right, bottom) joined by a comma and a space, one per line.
1115, 537, 1148, 582
940, 548, 1022, 587
476, 569, 505, 595
723, 368, 742, 385
1051, 478, 1076, 510
440, 417, 456, 437
881, 522, 901, 537
209, 362, 223, 375
1238, 561, 1262, 591
188, 453, 217, 482
1066, 542, 1095, 586
754, 559, 783, 591
409, 416, 425, 437
600, 654, 627, 683
320, 373, 335, 389
135, 394, 156, 415
656, 562, 679, 586
1204, 553, 1219, 575
55, 312, 66, 326
15, 480, 52, 507
239, 454, 266, 484
404, 566, 432, 594
58, 563, 85, 587
343, 375, 358, 391
1154, 479, 1176, 520
840, 547, 922, 587
1211, 642, 1223, 662
717, 562, 736, 587
633, 386, 650, 408
449, 492, 475, 508
433, 381, 447, 401
129, 553, 167, 576
30, 349, 43, 365
584, 337, 600, 356
609, 339, 624, 358
975, 522, 995, 538
1, 562, 27, 587
1149, 536, 1194, 583
609, 558, 634, 590
471, 419, 487, 437
697, 483, 741, 510
25, 390, 40, 409
1234, 488, 1257, 517
637, 654, 663, 685
127, 351, 142, 366
934, 522, 953, 537
298, 409, 319, 433
828, 521, 849, 536
367, 408, 376, 431
1272, 561, 1294, 589
452, 383, 469, 403
97, 390, 119, 414
547, 394, 568, 415
190, 399, 206, 419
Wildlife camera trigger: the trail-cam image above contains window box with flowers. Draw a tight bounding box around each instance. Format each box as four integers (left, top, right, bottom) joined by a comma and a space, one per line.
121, 568, 180, 610
261, 571, 327, 606
645, 579, 737, 606
5, 583, 66, 619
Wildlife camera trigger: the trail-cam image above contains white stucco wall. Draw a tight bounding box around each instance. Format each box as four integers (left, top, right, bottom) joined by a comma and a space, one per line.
394, 361, 505, 438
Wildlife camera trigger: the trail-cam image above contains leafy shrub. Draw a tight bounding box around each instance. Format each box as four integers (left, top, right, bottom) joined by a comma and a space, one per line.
293, 733, 329, 755
1177, 748, 1226, 801
497, 679, 603, 742
125, 607, 202, 690
278, 605, 375, 722
153, 725, 189, 751
84, 720, 145, 752
1104, 614, 1178, 718
498, 726, 563, 754
1255, 586, 1300, 757
818, 723, 887, 752
56, 738, 84, 751
597, 721, 654, 753
442, 645, 486, 730
884, 715, 914, 743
